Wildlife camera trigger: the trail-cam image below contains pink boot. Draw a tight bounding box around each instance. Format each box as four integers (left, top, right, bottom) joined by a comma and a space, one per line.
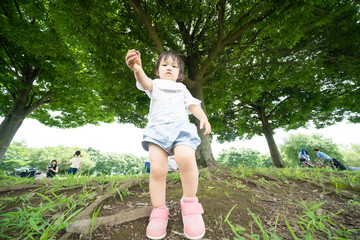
146, 206, 169, 239
181, 197, 205, 239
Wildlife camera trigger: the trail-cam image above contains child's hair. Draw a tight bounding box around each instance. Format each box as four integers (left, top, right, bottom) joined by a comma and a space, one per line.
155, 50, 185, 81
75, 151, 81, 156
314, 148, 319, 151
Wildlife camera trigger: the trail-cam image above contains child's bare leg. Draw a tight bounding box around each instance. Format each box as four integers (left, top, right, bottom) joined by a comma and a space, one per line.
174, 145, 198, 198
149, 144, 169, 208
175, 145, 205, 239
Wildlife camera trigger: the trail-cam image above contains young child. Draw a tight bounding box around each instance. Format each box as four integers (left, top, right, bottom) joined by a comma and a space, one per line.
65, 151, 82, 175
46, 159, 58, 178
125, 49, 211, 239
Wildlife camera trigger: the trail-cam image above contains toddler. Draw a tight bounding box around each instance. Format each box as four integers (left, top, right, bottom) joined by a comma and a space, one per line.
125, 49, 211, 239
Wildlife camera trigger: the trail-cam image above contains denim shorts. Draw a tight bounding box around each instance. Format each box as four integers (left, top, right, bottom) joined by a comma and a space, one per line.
142, 121, 201, 155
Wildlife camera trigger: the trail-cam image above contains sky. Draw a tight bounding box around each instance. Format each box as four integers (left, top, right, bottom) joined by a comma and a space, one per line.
5, 118, 360, 158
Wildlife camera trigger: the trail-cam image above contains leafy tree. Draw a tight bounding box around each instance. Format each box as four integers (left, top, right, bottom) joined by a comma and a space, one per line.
90, 151, 146, 176
217, 147, 264, 168
0, 0, 116, 163
0, 141, 39, 173
340, 144, 360, 168
279, 133, 342, 167
50, 0, 358, 168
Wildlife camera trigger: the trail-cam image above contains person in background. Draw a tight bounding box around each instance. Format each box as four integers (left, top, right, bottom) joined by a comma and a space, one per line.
65, 151, 82, 175
145, 156, 179, 173
145, 159, 151, 173
46, 159, 58, 178
168, 156, 179, 172
298, 148, 313, 167
314, 149, 335, 169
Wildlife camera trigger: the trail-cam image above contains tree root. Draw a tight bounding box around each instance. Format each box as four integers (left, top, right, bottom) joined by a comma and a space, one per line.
0, 179, 54, 193
67, 206, 152, 234
253, 173, 281, 182
58, 177, 146, 240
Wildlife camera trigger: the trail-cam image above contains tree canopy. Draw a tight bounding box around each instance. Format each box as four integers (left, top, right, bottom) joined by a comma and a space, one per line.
0, 0, 117, 162
47, 0, 360, 167
1, 0, 359, 168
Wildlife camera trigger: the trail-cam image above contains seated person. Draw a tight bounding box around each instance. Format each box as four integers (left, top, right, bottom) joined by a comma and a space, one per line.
46, 159, 58, 178
299, 148, 312, 165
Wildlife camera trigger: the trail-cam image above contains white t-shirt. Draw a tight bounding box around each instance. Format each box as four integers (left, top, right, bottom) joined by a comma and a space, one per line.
70, 156, 81, 169
137, 79, 201, 126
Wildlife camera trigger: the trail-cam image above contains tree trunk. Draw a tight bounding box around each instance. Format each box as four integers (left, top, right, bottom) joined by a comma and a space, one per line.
262, 119, 285, 168
189, 84, 218, 168
0, 79, 37, 163
0, 111, 27, 164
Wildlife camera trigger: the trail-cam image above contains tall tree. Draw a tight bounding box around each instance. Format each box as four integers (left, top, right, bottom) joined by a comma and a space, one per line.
209, 1, 359, 167
0, 0, 115, 162
51, 0, 358, 167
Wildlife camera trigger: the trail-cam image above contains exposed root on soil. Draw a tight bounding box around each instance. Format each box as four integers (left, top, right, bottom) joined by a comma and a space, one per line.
67, 207, 152, 234
0, 179, 54, 192
253, 173, 281, 182
59, 177, 146, 240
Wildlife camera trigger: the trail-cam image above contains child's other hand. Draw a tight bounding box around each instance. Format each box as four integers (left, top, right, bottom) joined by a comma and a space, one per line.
125, 49, 142, 72
200, 119, 211, 135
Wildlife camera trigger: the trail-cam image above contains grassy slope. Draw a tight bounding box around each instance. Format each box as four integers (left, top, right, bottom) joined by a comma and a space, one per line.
0, 167, 359, 239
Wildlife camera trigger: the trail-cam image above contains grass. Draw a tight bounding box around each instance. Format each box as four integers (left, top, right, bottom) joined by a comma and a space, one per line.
0, 168, 359, 239
223, 198, 359, 240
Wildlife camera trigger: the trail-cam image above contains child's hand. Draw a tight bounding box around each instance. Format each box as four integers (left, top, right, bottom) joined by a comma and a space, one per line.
200, 119, 211, 135
125, 49, 142, 72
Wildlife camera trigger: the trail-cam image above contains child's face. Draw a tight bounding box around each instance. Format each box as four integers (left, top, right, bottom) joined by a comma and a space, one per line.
156, 57, 180, 81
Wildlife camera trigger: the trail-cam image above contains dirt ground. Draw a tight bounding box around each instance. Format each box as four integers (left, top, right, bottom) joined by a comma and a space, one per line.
1, 168, 360, 240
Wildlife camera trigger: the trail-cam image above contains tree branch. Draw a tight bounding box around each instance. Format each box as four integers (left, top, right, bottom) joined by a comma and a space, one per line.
197, 0, 225, 82
27, 91, 54, 114
0, 2, 10, 19
194, 8, 215, 43
224, 60, 299, 72
221, 7, 275, 48
4, 85, 17, 101
267, 96, 292, 118
205, 27, 264, 79
203, 85, 243, 97
12, 0, 23, 21
128, 0, 164, 53
0, 40, 20, 77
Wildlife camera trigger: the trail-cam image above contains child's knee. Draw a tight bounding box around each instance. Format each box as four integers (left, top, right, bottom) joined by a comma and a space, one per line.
150, 165, 168, 179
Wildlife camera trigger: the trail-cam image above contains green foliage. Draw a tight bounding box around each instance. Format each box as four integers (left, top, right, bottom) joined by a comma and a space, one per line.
0, 0, 115, 127
340, 144, 360, 168
88, 149, 147, 176
0, 141, 40, 173
216, 147, 270, 168
0, 143, 145, 176
280, 133, 343, 167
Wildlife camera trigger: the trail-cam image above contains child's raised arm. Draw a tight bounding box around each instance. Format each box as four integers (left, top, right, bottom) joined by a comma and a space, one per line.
125, 49, 153, 92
